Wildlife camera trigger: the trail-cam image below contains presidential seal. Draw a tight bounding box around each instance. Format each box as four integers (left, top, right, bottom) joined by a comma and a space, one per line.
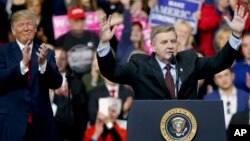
160, 108, 197, 141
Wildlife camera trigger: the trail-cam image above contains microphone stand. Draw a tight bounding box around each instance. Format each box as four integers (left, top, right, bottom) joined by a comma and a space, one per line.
170, 55, 179, 99
65, 68, 74, 125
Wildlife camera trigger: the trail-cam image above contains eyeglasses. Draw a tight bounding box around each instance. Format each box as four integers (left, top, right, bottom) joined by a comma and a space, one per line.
227, 101, 231, 114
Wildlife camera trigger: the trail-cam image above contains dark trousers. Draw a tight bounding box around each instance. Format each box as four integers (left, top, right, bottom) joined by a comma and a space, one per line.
24, 123, 35, 141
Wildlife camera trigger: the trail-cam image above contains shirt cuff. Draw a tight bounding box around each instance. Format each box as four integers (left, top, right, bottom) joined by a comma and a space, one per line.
228, 34, 242, 50
20, 61, 29, 75
97, 42, 111, 57
91, 137, 97, 141
39, 61, 47, 74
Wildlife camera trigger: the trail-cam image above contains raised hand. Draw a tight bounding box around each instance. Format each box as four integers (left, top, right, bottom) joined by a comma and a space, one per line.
99, 15, 117, 44
92, 112, 106, 139
224, 5, 249, 37
121, 0, 131, 9
37, 43, 48, 66
22, 40, 31, 66
123, 96, 133, 114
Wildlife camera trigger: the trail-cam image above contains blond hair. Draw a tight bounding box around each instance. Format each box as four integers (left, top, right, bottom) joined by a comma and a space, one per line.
214, 26, 232, 48
10, 9, 37, 28
175, 20, 193, 48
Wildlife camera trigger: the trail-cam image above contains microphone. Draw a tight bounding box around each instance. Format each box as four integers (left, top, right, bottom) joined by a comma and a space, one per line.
169, 55, 179, 99
65, 66, 74, 125
169, 54, 176, 64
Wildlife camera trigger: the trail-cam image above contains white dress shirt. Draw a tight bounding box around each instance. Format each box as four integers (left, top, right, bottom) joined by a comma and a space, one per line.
219, 86, 237, 129
106, 84, 120, 98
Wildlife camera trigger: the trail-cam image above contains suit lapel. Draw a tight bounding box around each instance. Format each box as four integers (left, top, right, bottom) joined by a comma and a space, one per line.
149, 55, 172, 99
175, 53, 190, 99
11, 42, 23, 64
30, 44, 39, 84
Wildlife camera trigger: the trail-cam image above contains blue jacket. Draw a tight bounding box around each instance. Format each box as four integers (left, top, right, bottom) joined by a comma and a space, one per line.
116, 9, 135, 64
203, 88, 249, 112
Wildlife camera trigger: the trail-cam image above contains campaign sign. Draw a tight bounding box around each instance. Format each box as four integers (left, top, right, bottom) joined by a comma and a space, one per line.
148, 0, 202, 34
52, 12, 99, 39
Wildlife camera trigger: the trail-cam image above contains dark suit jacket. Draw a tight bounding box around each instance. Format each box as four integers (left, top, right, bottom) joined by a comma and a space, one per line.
203, 89, 249, 112
0, 41, 62, 141
88, 85, 134, 125
97, 42, 237, 100
230, 111, 250, 125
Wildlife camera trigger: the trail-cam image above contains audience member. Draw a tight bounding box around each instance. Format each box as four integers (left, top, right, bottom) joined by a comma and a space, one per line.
203, 69, 249, 129
11, 0, 26, 14
25, 0, 55, 45
129, 0, 148, 18
56, 6, 99, 75
229, 0, 250, 31
213, 26, 232, 53
116, 0, 145, 64
83, 52, 104, 92
52, 48, 73, 141
88, 77, 134, 125
83, 105, 126, 141
232, 32, 250, 93
197, 0, 231, 56
77, 0, 98, 11
56, 6, 100, 140
174, 20, 194, 52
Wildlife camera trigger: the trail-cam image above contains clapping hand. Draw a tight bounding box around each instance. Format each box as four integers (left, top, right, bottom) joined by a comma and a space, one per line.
224, 5, 249, 37
22, 40, 31, 66
37, 43, 48, 66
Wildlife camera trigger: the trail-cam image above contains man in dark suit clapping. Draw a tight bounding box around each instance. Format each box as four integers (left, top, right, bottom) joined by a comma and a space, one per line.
0, 10, 62, 141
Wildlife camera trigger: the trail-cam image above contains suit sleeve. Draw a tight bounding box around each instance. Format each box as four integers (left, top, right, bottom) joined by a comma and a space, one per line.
0, 49, 28, 93
97, 50, 137, 85
195, 41, 238, 79
40, 50, 62, 89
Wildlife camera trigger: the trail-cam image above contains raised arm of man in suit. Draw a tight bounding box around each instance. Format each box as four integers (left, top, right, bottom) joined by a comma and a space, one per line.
96, 5, 249, 100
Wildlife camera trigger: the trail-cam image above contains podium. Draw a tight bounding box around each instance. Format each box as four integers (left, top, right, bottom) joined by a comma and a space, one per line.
127, 100, 226, 141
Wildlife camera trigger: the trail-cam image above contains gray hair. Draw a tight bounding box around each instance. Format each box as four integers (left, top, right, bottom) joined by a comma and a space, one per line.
150, 25, 177, 44
10, 10, 37, 28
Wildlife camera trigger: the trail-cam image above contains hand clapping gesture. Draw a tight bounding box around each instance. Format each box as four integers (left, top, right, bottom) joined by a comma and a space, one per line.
37, 43, 48, 66
224, 5, 249, 37
22, 40, 31, 66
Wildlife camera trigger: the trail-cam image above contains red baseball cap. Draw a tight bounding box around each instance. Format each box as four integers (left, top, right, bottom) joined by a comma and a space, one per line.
67, 6, 85, 20
132, 21, 143, 30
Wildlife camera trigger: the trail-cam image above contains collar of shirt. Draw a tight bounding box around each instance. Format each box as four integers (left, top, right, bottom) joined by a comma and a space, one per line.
16, 40, 33, 55
219, 86, 237, 129
219, 86, 237, 98
155, 56, 176, 70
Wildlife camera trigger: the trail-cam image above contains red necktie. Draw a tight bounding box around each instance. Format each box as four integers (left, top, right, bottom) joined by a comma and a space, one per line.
110, 89, 115, 97
165, 64, 176, 99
